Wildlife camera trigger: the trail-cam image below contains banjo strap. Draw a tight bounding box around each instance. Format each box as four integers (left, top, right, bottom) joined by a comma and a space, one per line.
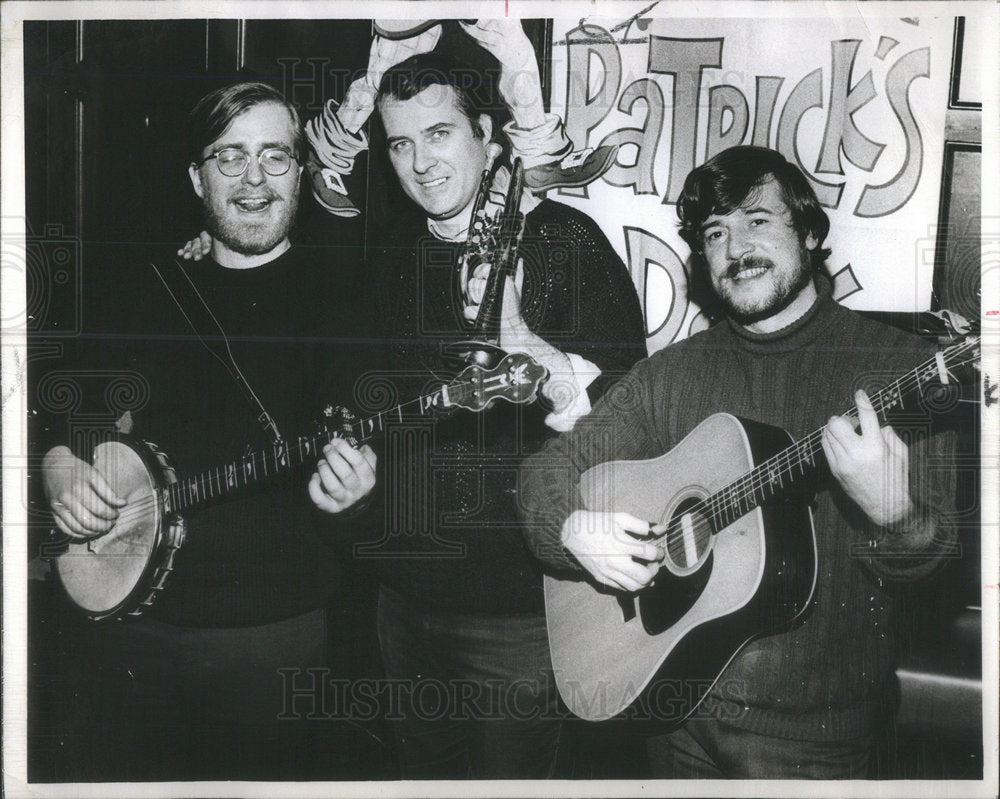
150, 259, 284, 446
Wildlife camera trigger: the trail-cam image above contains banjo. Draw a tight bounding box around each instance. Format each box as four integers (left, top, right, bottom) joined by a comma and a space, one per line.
53, 352, 548, 621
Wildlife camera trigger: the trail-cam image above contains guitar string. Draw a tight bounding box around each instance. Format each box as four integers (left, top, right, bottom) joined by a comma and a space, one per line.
658, 342, 977, 554
719, 341, 979, 519
657, 343, 978, 556
647, 341, 978, 559
70, 342, 976, 551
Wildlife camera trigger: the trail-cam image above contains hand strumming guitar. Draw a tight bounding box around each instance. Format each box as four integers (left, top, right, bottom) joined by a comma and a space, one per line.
560, 510, 665, 593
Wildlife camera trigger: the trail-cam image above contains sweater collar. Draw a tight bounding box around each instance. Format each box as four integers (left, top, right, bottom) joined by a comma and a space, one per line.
198, 246, 295, 288
725, 275, 839, 352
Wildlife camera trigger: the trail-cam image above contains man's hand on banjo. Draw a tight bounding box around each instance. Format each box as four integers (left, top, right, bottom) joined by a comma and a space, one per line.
42, 446, 126, 539
309, 438, 377, 515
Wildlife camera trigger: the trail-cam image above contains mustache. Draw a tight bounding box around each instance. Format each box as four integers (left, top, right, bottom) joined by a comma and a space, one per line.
726, 255, 773, 279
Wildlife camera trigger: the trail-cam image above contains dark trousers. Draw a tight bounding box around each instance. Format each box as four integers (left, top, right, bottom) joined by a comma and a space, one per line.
376, 584, 564, 779
646, 716, 872, 779
50, 607, 366, 781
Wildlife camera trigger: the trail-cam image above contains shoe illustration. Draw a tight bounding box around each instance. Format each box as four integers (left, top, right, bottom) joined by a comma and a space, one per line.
306, 151, 360, 218
523, 144, 619, 194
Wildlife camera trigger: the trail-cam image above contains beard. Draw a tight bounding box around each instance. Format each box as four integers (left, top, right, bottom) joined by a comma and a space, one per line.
716, 249, 814, 326
204, 188, 298, 257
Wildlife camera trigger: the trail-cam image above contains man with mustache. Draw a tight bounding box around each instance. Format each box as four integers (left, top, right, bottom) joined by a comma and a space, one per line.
39, 82, 376, 780
519, 146, 958, 778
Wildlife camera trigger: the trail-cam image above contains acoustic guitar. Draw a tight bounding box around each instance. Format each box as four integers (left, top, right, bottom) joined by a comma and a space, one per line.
544, 336, 979, 723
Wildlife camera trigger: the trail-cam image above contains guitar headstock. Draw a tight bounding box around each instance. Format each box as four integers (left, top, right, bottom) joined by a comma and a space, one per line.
941, 334, 982, 380
910, 334, 984, 416
443, 352, 549, 412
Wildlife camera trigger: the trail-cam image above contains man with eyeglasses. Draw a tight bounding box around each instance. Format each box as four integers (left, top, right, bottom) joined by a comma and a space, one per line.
38, 82, 377, 780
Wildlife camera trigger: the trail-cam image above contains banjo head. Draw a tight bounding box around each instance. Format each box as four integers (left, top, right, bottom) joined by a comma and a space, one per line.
55, 439, 168, 620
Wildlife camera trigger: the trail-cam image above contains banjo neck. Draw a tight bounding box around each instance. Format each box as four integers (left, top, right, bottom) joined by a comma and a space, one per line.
162, 350, 548, 515
56, 351, 547, 622
162, 391, 442, 516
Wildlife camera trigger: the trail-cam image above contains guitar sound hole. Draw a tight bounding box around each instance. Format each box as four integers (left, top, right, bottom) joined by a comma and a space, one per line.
662, 495, 712, 575
639, 494, 714, 636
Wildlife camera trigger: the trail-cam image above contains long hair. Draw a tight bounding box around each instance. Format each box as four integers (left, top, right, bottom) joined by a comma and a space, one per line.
187, 82, 305, 164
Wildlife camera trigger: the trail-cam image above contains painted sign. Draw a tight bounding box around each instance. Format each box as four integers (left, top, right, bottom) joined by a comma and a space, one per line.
549, 12, 954, 353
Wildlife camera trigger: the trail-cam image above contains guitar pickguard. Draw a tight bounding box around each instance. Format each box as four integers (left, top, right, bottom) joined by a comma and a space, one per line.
639, 553, 714, 636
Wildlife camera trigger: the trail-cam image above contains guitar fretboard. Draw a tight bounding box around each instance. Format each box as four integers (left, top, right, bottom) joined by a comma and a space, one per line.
704, 337, 978, 532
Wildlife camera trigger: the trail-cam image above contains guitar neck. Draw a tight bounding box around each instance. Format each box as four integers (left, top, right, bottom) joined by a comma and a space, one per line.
706, 337, 978, 531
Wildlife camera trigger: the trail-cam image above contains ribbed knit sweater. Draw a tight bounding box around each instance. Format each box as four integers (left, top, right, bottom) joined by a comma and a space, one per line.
358, 199, 647, 615
519, 279, 957, 740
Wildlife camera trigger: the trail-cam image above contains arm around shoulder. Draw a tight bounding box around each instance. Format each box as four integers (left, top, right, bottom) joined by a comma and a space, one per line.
551, 204, 647, 401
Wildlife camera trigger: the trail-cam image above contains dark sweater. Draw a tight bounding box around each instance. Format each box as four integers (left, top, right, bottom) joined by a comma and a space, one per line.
46, 245, 369, 627
360, 199, 647, 615
519, 279, 957, 740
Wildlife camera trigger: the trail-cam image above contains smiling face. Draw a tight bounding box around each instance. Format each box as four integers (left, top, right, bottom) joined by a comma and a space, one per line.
379, 83, 493, 222
700, 178, 819, 331
188, 101, 302, 266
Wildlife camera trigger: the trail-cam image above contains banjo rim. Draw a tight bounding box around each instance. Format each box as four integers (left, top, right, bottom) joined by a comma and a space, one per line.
54, 435, 184, 622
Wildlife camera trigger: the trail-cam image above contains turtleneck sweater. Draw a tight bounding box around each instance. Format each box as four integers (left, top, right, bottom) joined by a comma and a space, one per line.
36, 246, 364, 627
519, 278, 957, 740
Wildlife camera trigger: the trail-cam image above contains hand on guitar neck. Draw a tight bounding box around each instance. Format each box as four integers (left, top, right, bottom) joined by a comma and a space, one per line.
463, 258, 576, 414
560, 510, 666, 593
42, 446, 126, 540
821, 389, 916, 530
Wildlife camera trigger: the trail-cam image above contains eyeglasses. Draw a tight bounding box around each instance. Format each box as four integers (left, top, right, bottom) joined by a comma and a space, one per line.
194, 147, 297, 177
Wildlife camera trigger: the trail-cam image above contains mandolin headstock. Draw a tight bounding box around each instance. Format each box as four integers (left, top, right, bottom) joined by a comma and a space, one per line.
442, 351, 549, 412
